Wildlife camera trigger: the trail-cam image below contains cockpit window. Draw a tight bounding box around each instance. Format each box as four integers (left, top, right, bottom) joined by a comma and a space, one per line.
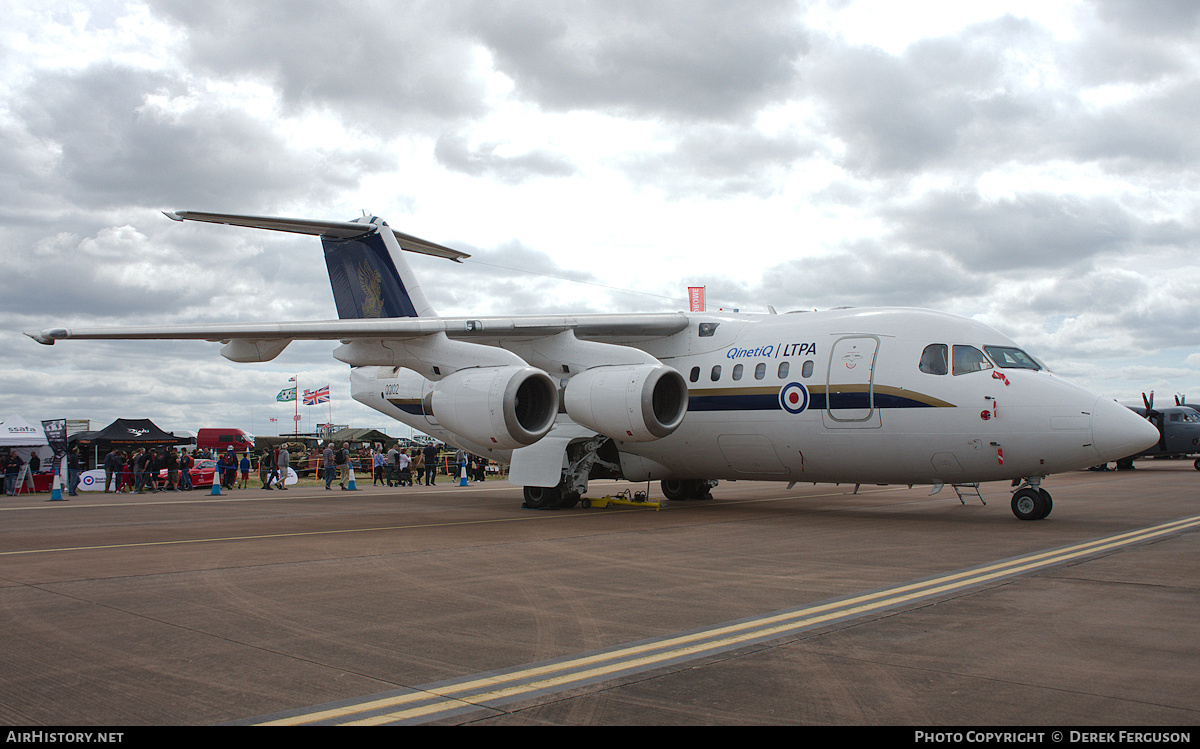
919, 344, 948, 375
983, 346, 1042, 370
953, 345, 993, 375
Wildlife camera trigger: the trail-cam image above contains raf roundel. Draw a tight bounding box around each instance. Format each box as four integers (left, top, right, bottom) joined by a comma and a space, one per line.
779, 382, 809, 414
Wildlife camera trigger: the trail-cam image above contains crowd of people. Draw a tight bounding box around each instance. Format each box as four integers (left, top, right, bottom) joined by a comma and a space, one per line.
3, 439, 500, 497
321, 441, 485, 489
96, 445, 210, 494
315, 441, 495, 490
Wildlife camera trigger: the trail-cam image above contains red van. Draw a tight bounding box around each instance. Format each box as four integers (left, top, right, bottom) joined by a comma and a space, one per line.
196, 428, 254, 453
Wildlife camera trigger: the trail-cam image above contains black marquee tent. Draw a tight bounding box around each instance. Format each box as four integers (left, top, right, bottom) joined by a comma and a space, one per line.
73, 418, 188, 466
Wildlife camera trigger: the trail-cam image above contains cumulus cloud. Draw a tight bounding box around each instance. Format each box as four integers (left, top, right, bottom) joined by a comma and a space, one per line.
9, 63, 390, 213
434, 131, 577, 183
149, 0, 491, 132
465, 0, 809, 121
886, 191, 1140, 272
619, 124, 818, 198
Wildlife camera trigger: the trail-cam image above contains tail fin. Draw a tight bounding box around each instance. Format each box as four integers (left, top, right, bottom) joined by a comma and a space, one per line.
322, 221, 433, 319
164, 211, 467, 320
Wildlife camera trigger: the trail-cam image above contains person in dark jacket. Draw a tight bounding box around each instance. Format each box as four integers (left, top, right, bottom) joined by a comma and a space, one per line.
423, 443, 439, 485
178, 449, 193, 491
4, 453, 21, 496
68, 447, 82, 496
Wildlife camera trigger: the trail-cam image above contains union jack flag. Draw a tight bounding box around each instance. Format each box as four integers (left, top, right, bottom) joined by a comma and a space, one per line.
303, 386, 330, 405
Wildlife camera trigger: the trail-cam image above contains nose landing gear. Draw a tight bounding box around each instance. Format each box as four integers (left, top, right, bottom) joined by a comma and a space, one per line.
1011, 479, 1053, 521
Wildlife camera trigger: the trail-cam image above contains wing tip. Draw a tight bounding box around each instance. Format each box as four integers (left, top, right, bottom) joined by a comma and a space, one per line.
25, 329, 63, 345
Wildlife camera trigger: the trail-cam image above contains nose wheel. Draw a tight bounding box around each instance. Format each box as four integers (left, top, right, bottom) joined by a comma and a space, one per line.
1011, 487, 1053, 521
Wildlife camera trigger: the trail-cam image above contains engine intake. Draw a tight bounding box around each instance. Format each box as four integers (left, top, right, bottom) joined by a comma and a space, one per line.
428, 366, 558, 450
564, 365, 688, 442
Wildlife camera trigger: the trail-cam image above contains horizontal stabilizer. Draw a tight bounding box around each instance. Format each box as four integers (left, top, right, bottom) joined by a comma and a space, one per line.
163, 211, 470, 261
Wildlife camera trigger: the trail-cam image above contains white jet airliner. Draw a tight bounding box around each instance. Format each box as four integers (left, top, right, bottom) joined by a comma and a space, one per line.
29, 212, 1159, 519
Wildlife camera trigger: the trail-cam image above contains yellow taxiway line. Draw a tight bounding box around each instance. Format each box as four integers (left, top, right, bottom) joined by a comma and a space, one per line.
251, 513, 1200, 725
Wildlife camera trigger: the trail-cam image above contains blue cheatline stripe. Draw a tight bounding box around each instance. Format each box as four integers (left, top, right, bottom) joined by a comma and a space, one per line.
239, 513, 1200, 726
390, 388, 948, 415
688, 392, 781, 412
389, 401, 423, 416
688, 386, 951, 412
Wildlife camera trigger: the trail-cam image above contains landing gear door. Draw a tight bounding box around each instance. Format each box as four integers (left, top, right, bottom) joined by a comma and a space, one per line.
824, 335, 880, 427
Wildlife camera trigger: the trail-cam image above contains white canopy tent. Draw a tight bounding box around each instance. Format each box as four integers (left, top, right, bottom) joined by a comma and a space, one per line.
1, 415, 54, 494
0, 414, 49, 449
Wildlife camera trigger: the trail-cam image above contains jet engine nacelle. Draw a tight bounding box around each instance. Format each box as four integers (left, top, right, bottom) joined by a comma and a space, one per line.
564, 364, 688, 442
427, 366, 559, 450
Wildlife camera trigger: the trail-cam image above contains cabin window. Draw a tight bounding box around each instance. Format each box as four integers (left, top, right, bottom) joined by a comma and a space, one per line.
920, 344, 948, 375
952, 345, 993, 375
778, 361, 790, 379
711, 365, 722, 381
755, 363, 766, 380
689, 366, 700, 383
732, 363, 743, 381
801, 360, 814, 378
983, 346, 1041, 370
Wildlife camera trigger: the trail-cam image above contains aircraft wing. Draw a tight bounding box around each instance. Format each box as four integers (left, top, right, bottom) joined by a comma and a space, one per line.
29, 210, 698, 460
28, 313, 689, 345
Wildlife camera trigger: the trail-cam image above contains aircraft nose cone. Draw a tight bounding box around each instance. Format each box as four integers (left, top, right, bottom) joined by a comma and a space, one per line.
1091, 397, 1160, 463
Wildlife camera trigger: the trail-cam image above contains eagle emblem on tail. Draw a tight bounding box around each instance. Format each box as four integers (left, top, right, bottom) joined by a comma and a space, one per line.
357, 260, 384, 317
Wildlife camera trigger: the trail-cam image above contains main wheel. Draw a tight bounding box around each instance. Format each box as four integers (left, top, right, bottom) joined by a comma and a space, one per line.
661, 479, 689, 500
661, 479, 712, 500
522, 484, 560, 509
1038, 488, 1053, 519
1011, 488, 1047, 521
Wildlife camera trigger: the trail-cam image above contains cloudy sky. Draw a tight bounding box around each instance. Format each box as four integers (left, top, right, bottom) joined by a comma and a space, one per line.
2, 0, 1198, 440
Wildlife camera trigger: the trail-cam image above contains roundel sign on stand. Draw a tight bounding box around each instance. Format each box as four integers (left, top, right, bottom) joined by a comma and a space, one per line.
779, 382, 809, 414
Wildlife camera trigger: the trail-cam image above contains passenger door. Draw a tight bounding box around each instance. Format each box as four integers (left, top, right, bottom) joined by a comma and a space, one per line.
823, 335, 880, 428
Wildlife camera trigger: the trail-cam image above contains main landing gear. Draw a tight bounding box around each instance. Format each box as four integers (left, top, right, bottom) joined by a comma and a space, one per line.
522, 483, 580, 510
660, 479, 716, 501
1010, 479, 1053, 521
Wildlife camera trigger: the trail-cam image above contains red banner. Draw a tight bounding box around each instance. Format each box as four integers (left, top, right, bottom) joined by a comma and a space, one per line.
688, 286, 705, 312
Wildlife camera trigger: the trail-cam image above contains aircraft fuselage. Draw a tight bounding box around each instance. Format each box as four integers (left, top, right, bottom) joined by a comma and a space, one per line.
352, 307, 1149, 487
